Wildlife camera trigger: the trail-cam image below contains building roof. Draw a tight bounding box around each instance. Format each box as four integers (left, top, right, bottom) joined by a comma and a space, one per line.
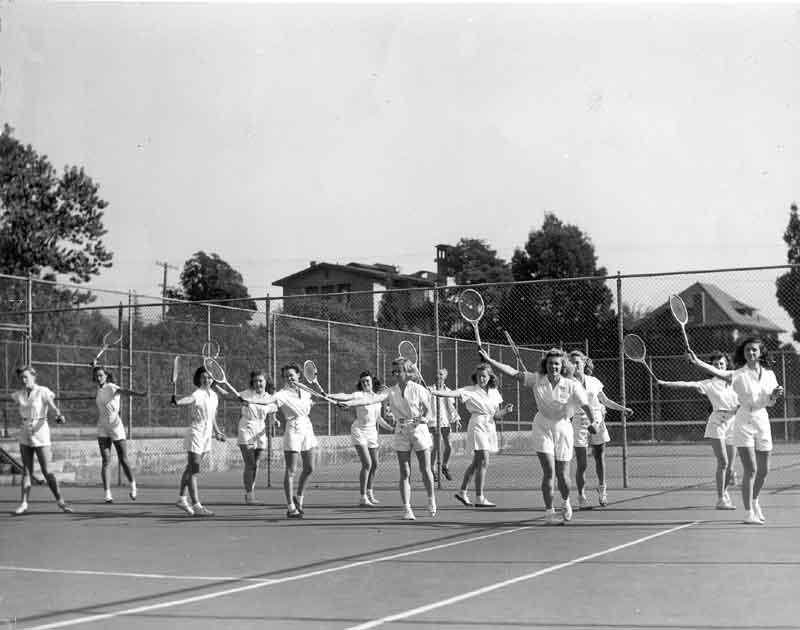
635, 281, 784, 333
273, 261, 436, 288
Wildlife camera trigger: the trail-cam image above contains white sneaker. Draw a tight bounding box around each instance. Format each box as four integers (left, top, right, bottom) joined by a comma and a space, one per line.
454, 491, 473, 507
474, 496, 496, 508
359, 497, 377, 507
129, 483, 137, 501
176, 498, 194, 515
57, 500, 74, 514
13, 502, 28, 516
598, 486, 608, 507
367, 493, 380, 504
193, 504, 214, 517
245, 491, 256, 505
402, 506, 416, 521
578, 494, 590, 510
562, 498, 573, 522
428, 500, 437, 517
743, 509, 762, 525
716, 497, 736, 510
753, 499, 765, 522
544, 508, 564, 526
104, 492, 114, 504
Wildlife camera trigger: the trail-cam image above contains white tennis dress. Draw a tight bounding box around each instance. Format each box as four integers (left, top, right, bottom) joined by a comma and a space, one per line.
13, 385, 56, 448
524, 372, 588, 461
96, 382, 126, 441
237, 388, 277, 450
571, 375, 610, 448
184, 388, 219, 454
457, 385, 503, 453
730, 366, 778, 451
275, 387, 317, 452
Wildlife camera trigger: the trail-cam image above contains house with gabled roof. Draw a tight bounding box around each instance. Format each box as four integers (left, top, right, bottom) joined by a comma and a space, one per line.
632, 282, 784, 355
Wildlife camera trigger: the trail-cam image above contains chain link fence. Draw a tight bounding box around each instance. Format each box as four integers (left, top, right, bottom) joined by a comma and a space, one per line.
1, 267, 799, 490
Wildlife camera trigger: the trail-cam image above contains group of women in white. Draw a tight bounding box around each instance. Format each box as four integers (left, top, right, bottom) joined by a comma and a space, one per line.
5, 334, 783, 526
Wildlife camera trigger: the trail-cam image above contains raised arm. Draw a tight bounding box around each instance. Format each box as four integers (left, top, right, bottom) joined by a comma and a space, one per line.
478, 350, 528, 384
687, 351, 733, 380
655, 380, 703, 392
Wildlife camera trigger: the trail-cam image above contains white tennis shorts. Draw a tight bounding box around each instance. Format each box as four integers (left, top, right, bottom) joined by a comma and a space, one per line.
533, 414, 573, 461
572, 417, 610, 448
19, 420, 51, 448
466, 415, 498, 454
98, 418, 126, 442
283, 418, 318, 452
393, 423, 432, 452
351, 424, 379, 449
184, 429, 212, 455
732, 410, 772, 451
237, 420, 267, 450
703, 410, 736, 444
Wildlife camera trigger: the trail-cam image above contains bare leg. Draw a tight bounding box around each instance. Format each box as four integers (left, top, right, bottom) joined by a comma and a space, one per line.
397, 451, 412, 506
536, 452, 556, 509
710, 439, 728, 499
34, 446, 62, 502
737, 446, 756, 511
574, 446, 588, 495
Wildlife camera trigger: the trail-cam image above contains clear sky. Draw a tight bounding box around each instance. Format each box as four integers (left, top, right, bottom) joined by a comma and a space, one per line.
2, 3, 798, 322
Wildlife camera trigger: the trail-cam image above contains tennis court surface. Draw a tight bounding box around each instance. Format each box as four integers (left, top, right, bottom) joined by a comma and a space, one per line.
1, 467, 798, 630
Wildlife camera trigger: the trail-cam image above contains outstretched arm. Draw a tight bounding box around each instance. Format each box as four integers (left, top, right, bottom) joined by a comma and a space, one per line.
478, 350, 528, 384
339, 391, 388, 409
429, 388, 460, 399
598, 391, 633, 416
687, 351, 733, 380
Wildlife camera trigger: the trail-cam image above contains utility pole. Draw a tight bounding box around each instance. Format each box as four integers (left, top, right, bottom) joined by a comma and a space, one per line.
155, 260, 178, 320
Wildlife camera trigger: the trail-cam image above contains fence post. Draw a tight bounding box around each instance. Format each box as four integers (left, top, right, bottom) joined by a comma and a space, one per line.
327, 320, 332, 436
26, 273, 32, 365
55, 346, 60, 402
265, 293, 271, 380
146, 352, 152, 427
433, 286, 441, 487
648, 356, 655, 442
781, 351, 788, 442
117, 302, 124, 487
617, 272, 629, 488
128, 291, 134, 439
375, 326, 380, 378
206, 305, 211, 346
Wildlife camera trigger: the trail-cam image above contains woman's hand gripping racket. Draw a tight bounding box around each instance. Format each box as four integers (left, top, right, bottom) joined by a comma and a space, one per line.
623, 334, 658, 380
294, 380, 339, 404
458, 289, 485, 351
94, 330, 123, 363
398, 340, 428, 388
668, 294, 693, 354
503, 330, 529, 372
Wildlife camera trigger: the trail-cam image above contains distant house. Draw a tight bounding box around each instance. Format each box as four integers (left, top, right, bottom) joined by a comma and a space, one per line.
632, 282, 784, 354
273, 261, 437, 323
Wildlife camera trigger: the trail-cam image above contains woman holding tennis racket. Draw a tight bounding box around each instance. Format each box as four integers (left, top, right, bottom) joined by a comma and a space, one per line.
688, 338, 782, 524
430, 363, 512, 508
90, 363, 142, 504
274, 363, 318, 519
657, 351, 740, 510
480, 348, 598, 525
8, 366, 73, 515
236, 370, 278, 505
568, 351, 632, 509
171, 365, 226, 517
329, 371, 393, 507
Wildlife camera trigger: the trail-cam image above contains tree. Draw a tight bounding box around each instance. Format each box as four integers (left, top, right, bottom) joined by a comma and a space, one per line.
166, 251, 256, 325
776, 203, 800, 343
441, 238, 513, 285
504, 213, 615, 353
0, 124, 112, 282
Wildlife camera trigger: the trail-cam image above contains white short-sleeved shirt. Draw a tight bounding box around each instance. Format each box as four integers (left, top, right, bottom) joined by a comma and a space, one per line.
96, 383, 122, 425
523, 372, 588, 422
571, 375, 604, 424
457, 385, 503, 419
13, 385, 55, 446
430, 386, 459, 428
695, 378, 740, 412
274, 387, 313, 425
340, 390, 383, 430
384, 381, 429, 428
731, 366, 778, 412
238, 388, 277, 441
189, 389, 218, 431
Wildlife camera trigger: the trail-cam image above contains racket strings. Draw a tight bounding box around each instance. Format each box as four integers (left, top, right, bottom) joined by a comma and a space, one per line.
623, 334, 647, 361
203, 358, 226, 382
398, 341, 418, 365
458, 290, 485, 321
669, 295, 689, 323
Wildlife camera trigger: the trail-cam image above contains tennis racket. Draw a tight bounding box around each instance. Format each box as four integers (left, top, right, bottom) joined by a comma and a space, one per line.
94, 330, 123, 362
623, 334, 658, 380
202, 341, 221, 360
171, 356, 180, 397
398, 340, 428, 388
203, 357, 240, 397
294, 380, 338, 404
458, 289, 485, 349
668, 294, 692, 353
303, 360, 326, 394
503, 330, 529, 372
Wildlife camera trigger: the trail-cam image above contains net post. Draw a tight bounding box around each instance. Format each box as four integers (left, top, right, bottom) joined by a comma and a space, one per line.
617, 271, 629, 488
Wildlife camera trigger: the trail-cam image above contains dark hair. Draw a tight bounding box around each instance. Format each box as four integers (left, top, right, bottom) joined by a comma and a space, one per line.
249, 370, 274, 394
568, 350, 594, 376
281, 363, 301, 378
470, 363, 497, 389
92, 366, 115, 383
732, 337, 772, 369
538, 348, 571, 376
708, 351, 731, 368
16, 365, 36, 378
193, 366, 212, 387
356, 370, 381, 392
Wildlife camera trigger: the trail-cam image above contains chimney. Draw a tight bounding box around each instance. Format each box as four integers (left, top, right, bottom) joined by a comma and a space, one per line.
435, 244, 452, 285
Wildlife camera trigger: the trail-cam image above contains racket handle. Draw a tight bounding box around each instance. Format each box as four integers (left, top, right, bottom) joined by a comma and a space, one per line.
680, 326, 691, 353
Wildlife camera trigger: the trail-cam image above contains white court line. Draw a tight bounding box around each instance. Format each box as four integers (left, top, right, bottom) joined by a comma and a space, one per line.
21, 524, 532, 630
0, 566, 271, 582
345, 520, 700, 630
